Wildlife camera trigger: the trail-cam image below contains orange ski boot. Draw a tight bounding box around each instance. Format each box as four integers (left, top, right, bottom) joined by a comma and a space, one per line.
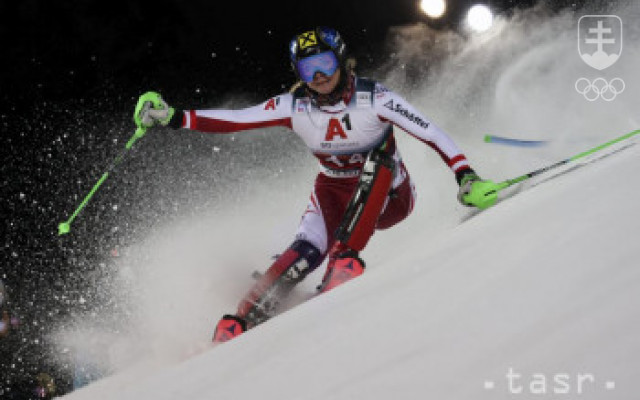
318, 248, 366, 293
212, 314, 247, 343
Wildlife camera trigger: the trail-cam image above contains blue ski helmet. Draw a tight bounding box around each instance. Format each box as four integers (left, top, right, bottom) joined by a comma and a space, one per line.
289, 27, 348, 81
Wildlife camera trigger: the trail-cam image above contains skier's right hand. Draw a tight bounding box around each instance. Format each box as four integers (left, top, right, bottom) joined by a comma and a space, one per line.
134, 91, 175, 129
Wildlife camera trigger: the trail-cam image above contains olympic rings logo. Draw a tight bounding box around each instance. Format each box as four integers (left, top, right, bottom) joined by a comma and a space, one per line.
575, 77, 625, 101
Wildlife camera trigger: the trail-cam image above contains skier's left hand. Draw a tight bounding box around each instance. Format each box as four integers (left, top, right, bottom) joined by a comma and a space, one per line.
457, 170, 499, 210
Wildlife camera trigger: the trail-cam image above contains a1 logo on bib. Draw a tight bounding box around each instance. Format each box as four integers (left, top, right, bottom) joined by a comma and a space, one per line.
578, 15, 622, 71
325, 118, 348, 141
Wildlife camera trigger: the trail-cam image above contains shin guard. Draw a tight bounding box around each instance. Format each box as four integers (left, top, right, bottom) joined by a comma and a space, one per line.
317, 149, 394, 292
335, 149, 395, 251
236, 240, 323, 327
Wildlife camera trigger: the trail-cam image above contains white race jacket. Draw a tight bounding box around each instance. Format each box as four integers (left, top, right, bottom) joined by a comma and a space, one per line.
178, 76, 471, 179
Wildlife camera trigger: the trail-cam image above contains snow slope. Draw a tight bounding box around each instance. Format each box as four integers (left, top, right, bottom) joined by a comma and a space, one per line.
62, 135, 640, 399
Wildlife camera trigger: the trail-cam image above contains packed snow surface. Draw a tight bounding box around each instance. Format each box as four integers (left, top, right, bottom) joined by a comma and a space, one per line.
63, 136, 640, 400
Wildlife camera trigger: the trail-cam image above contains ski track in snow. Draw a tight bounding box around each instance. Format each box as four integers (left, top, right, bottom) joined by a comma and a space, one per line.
59, 3, 640, 399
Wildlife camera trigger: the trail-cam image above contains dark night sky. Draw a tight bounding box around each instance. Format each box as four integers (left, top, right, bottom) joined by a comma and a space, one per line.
1, 0, 548, 108
1, 0, 586, 396
3, 0, 422, 107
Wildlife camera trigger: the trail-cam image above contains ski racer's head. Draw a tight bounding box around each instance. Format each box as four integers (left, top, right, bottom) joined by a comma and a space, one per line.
289, 27, 352, 101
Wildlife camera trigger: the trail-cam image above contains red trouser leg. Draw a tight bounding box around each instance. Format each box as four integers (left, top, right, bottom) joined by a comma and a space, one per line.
376, 166, 415, 230
307, 163, 415, 256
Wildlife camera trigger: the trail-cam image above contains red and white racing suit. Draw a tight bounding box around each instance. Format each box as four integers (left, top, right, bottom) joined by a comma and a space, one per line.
175, 76, 471, 255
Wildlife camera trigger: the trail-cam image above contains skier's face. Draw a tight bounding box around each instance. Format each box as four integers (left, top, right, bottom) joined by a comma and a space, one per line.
307, 68, 341, 95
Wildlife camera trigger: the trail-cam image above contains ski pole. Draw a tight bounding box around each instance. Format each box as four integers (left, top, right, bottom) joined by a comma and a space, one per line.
494, 129, 640, 192
484, 134, 548, 148
58, 92, 164, 236
465, 129, 640, 210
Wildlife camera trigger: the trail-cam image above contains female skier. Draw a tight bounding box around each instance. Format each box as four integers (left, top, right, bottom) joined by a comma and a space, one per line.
135, 27, 496, 343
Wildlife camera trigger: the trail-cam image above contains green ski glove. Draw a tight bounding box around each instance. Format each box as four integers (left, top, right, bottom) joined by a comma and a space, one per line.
134, 91, 175, 129
457, 172, 500, 210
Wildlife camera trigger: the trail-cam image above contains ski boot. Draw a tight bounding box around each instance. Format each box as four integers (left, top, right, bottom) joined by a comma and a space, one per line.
212, 314, 247, 343
318, 242, 366, 293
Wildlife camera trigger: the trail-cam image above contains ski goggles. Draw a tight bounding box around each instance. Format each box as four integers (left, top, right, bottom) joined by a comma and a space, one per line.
295, 51, 339, 83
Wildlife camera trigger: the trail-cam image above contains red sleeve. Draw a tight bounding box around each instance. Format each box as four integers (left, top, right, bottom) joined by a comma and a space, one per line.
181, 94, 293, 133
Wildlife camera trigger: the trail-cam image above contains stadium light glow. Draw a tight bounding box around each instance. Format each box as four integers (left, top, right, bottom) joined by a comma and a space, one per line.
420, 0, 446, 19
467, 4, 494, 32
